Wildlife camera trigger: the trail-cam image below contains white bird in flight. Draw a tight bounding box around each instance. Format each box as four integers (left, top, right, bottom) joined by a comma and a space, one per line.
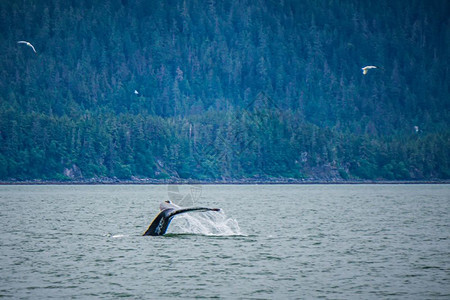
17, 41, 37, 53
361, 65, 377, 75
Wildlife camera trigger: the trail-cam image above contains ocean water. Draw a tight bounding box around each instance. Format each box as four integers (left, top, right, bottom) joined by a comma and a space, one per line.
0, 184, 449, 299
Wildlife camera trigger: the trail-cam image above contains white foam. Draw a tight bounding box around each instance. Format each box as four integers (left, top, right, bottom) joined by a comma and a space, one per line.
169, 210, 243, 236
111, 234, 126, 238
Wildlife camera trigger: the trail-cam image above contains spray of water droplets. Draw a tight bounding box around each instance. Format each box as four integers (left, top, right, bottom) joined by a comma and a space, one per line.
169, 209, 243, 236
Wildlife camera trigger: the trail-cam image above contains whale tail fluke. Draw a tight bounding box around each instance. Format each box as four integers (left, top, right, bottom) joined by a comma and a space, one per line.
169, 207, 220, 217
143, 204, 221, 236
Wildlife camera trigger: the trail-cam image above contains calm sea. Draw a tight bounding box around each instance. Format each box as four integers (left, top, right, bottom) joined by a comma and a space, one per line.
0, 184, 449, 299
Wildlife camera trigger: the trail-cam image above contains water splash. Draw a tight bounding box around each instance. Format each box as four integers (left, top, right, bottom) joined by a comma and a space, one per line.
104, 233, 129, 238
167, 185, 202, 207
169, 210, 243, 236
111, 234, 126, 238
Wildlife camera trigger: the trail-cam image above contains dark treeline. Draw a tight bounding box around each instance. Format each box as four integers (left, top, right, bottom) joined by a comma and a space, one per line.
0, 0, 449, 181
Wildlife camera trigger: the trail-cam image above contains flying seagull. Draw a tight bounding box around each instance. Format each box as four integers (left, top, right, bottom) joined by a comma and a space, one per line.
361, 65, 377, 75
17, 41, 37, 53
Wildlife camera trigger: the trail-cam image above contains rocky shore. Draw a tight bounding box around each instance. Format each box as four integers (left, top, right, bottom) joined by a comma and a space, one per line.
1, 177, 448, 185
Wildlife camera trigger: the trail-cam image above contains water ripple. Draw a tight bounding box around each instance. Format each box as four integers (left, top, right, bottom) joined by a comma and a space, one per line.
1, 184, 449, 299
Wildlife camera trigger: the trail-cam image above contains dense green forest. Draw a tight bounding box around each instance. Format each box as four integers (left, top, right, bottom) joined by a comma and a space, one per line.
0, 0, 449, 181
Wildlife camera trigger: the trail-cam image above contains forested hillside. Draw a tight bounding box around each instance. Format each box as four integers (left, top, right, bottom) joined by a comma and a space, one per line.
0, 0, 449, 181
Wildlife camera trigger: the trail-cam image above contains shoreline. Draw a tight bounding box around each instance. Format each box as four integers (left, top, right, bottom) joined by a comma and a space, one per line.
1, 179, 449, 185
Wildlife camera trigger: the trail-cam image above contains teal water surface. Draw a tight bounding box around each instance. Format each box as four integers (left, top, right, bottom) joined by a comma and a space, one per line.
0, 184, 449, 298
